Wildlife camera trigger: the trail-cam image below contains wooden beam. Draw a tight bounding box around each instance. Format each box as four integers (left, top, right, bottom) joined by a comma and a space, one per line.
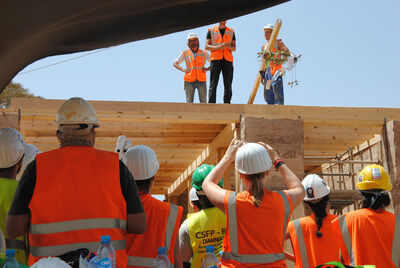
248, 19, 282, 104
167, 123, 236, 196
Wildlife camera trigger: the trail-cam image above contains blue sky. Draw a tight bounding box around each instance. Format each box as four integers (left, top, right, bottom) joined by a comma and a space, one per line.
13, 0, 400, 107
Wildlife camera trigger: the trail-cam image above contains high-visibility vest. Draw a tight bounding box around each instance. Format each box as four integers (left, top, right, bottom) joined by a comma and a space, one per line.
0, 178, 28, 264
29, 146, 128, 267
332, 208, 400, 268
262, 42, 282, 76
287, 213, 340, 268
221, 190, 292, 267
209, 26, 234, 62
127, 194, 183, 268
187, 207, 226, 268
183, 49, 207, 82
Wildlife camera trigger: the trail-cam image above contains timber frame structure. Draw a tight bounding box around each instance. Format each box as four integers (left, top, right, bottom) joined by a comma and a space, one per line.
2, 98, 400, 215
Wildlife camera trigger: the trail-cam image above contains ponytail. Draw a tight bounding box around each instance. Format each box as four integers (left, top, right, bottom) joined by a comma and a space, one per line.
243, 172, 266, 207
360, 190, 391, 211
304, 195, 329, 238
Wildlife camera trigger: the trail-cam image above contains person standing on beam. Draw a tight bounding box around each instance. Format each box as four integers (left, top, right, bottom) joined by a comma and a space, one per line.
206, 21, 236, 104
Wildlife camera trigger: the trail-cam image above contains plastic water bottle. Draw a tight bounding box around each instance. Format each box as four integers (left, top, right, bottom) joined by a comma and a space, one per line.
153, 247, 170, 268
96, 235, 116, 268
2, 249, 19, 268
202, 245, 218, 268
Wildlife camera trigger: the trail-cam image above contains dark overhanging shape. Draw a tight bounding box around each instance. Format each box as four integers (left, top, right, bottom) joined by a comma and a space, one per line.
0, 0, 289, 94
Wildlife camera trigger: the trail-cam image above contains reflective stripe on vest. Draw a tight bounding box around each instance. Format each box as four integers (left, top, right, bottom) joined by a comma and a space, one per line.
223, 190, 290, 264
30, 218, 126, 234
338, 215, 355, 266
5, 239, 26, 251
210, 28, 233, 45
127, 204, 179, 267
293, 219, 310, 268
165, 204, 179, 251
393, 215, 400, 268
128, 256, 154, 267
31, 239, 126, 257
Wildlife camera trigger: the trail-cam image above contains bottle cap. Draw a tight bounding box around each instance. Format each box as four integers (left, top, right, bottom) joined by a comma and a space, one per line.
5, 249, 16, 256
157, 247, 167, 254
101, 235, 111, 244
205, 245, 215, 253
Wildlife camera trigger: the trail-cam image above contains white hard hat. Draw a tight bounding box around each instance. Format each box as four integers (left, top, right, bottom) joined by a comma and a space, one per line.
187, 33, 198, 40
125, 145, 159, 180
302, 174, 330, 201
115, 135, 132, 161
0, 128, 25, 169
21, 144, 41, 173
56, 97, 98, 125
264, 24, 274, 30
189, 187, 199, 202
235, 143, 272, 174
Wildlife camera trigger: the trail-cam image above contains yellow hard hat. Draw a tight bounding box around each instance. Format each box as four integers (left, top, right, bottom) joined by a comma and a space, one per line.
356, 164, 392, 191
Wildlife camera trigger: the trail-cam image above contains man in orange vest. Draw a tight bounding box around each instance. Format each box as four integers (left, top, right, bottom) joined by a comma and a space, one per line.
332, 165, 400, 267
6, 97, 146, 267
173, 33, 211, 103
124, 145, 183, 268
205, 20, 236, 104
262, 24, 290, 105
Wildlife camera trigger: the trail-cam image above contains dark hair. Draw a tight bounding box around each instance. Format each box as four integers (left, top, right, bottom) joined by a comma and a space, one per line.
304, 195, 329, 238
197, 193, 215, 209
360, 190, 391, 211
191, 200, 203, 210
243, 172, 266, 207
135, 177, 154, 194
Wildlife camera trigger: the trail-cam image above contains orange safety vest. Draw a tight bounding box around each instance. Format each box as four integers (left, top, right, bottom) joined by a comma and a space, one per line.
262, 42, 282, 76
287, 213, 340, 268
209, 26, 234, 62
183, 49, 207, 82
332, 208, 400, 267
127, 194, 183, 267
221, 190, 292, 267
29, 146, 128, 267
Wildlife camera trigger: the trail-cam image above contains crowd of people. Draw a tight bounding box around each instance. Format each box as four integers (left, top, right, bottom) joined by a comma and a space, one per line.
0, 97, 399, 267
173, 21, 289, 105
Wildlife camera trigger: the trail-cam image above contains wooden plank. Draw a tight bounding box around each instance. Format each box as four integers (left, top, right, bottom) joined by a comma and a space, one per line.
167, 123, 236, 196
25, 136, 214, 145
248, 18, 282, 104
20, 121, 226, 133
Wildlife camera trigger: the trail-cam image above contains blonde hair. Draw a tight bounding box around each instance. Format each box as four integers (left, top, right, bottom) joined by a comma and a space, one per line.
243, 172, 266, 207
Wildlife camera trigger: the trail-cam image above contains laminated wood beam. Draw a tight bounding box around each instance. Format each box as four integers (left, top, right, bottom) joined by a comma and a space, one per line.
167, 123, 236, 197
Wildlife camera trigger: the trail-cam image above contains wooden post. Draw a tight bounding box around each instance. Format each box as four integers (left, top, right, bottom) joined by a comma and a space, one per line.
382, 120, 400, 215
248, 19, 282, 104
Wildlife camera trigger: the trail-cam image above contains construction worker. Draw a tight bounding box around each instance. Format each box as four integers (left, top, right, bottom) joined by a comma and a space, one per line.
202, 140, 305, 267
0, 128, 28, 264
124, 145, 183, 268
189, 187, 202, 212
205, 21, 236, 104
179, 164, 226, 268
332, 164, 400, 267
262, 24, 290, 105
285, 174, 340, 267
173, 33, 211, 103
5, 97, 146, 267
20, 144, 41, 175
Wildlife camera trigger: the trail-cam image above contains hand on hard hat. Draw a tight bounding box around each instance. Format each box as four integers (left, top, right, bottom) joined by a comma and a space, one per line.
258, 142, 280, 163
223, 138, 244, 163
